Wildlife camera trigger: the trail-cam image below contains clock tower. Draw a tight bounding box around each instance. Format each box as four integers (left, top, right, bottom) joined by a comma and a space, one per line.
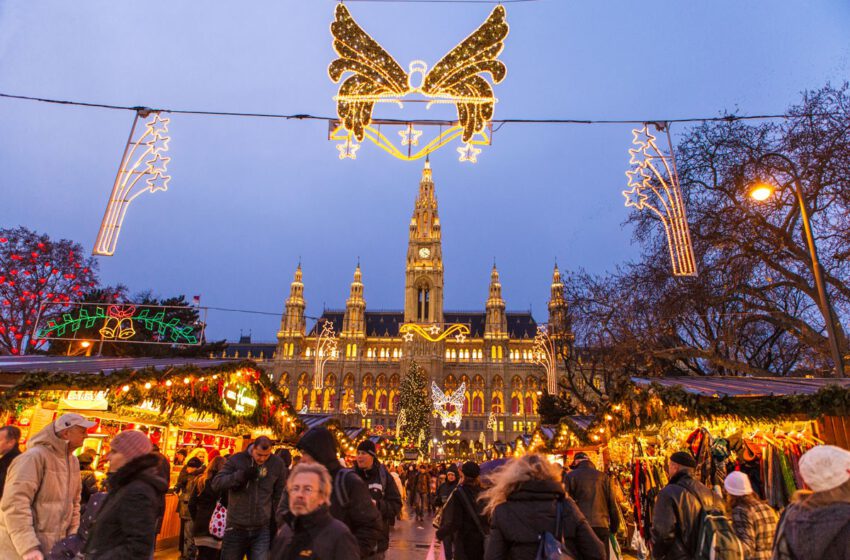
404, 159, 444, 324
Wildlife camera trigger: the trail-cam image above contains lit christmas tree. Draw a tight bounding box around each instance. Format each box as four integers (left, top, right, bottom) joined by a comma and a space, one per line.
398, 360, 432, 452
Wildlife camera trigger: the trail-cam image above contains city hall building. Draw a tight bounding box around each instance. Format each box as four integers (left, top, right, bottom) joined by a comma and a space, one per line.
240, 162, 572, 444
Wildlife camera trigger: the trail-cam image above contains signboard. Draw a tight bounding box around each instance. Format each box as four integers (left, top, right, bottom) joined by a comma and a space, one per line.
60, 390, 109, 411
222, 380, 259, 417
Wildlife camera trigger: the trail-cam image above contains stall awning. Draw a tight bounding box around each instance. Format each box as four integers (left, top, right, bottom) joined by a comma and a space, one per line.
0, 356, 237, 375
566, 415, 596, 431
345, 428, 365, 440
298, 414, 334, 429
632, 376, 850, 398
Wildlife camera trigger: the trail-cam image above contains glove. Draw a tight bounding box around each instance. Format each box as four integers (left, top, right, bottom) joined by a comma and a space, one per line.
245, 466, 260, 481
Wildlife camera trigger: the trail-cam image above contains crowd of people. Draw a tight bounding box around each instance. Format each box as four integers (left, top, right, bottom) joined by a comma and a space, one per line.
0, 414, 847, 560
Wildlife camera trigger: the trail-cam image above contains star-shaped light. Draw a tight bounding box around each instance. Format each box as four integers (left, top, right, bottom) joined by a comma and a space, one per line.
455, 332, 467, 343
145, 153, 171, 175
147, 114, 170, 140
623, 186, 648, 210
146, 171, 171, 193
337, 138, 360, 160
403, 332, 415, 342
149, 134, 171, 154
428, 324, 442, 336
399, 126, 423, 146
457, 142, 481, 163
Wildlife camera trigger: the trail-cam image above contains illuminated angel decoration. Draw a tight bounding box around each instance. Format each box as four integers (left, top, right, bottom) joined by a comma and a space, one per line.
328, 3, 508, 161
432, 380, 466, 428
623, 124, 697, 276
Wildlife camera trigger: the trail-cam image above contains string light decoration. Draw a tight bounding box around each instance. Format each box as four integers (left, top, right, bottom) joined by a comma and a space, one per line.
432, 380, 466, 428
623, 124, 697, 276
399, 322, 470, 343
328, 3, 508, 161
532, 325, 558, 395
93, 110, 172, 256
355, 401, 368, 416
313, 319, 339, 390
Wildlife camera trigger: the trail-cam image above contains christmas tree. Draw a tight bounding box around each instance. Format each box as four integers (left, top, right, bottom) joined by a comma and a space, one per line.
398, 360, 432, 452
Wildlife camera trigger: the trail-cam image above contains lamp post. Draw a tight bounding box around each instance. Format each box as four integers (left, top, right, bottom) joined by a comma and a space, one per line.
748, 152, 845, 378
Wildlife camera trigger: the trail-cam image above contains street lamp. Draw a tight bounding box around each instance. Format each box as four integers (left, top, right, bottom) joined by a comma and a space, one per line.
748, 153, 845, 378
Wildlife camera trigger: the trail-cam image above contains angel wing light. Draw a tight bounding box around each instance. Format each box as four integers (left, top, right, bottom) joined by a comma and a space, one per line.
328, 4, 509, 162
432, 380, 466, 427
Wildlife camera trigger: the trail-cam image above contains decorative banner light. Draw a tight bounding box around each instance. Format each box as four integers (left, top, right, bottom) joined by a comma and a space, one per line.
432, 380, 466, 427
532, 325, 558, 395
355, 401, 369, 417
327, 3, 508, 162
93, 110, 172, 256
623, 124, 697, 276
400, 322, 470, 343
313, 319, 339, 390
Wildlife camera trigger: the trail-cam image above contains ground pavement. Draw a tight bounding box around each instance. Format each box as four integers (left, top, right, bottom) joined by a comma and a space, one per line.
154, 505, 442, 560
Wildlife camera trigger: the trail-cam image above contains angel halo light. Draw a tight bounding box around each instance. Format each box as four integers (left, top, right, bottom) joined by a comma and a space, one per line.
328, 3, 509, 162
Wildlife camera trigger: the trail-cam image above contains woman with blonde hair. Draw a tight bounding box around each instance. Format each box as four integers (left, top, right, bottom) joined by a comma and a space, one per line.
481, 454, 605, 560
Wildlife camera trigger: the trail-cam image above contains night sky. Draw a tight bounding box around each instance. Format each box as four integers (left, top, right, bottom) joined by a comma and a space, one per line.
2, 1, 848, 342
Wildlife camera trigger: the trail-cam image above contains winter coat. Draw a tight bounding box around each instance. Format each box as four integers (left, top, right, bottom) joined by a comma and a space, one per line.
483, 479, 605, 560
415, 471, 431, 494
773, 482, 850, 560
355, 460, 402, 552
279, 427, 382, 559
564, 461, 620, 532
729, 498, 777, 560
651, 471, 717, 560
437, 481, 489, 560
0, 422, 82, 558
83, 453, 169, 560
177, 467, 204, 520
189, 476, 226, 540
212, 446, 285, 530
0, 445, 22, 499
80, 467, 99, 507
271, 504, 359, 560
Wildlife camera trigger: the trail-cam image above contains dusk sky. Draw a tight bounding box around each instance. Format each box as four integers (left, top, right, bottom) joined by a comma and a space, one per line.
2, 1, 848, 343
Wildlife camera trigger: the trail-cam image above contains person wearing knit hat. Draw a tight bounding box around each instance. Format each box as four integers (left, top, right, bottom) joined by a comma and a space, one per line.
774, 445, 850, 560
724, 471, 777, 560
436, 461, 487, 560
353, 438, 401, 558
82, 430, 168, 559
650, 451, 718, 560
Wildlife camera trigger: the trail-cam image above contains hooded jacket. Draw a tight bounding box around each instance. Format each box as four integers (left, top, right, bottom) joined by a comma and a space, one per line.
436, 467, 459, 508
483, 478, 605, 560
564, 460, 620, 531
83, 453, 169, 560
650, 471, 717, 560
271, 504, 359, 560
277, 427, 381, 559
355, 458, 402, 552
773, 481, 850, 560
0, 422, 82, 558
0, 444, 22, 499
212, 445, 285, 530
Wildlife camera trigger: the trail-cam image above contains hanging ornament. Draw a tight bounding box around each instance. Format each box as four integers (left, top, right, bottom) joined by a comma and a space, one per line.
327, 3, 508, 162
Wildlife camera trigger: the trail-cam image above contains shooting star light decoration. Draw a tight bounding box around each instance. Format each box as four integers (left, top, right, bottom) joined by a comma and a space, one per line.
313, 319, 339, 389
623, 124, 697, 276
328, 3, 508, 162
532, 325, 558, 395
93, 110, 172, 256
432, 381, 466, 427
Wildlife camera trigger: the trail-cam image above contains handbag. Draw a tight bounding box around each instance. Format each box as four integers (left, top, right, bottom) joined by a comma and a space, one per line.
432, 488, 455, 529
208, 500, 227, 539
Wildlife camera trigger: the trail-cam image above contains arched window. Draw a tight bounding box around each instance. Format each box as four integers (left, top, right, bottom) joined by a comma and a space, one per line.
525, 395, 534, 415
472, 393, 483, 414
366, 392, 375, 410
511, 395, 521, 415
377, 391, 388, 411
417, 285, 431, 321
491, 392, 504, 413
390, 392, 399, 412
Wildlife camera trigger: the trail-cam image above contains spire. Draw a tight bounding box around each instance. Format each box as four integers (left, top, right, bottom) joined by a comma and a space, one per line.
548, 263, 569, 338
486, 264, 507, 339
277, 263, 307, 345
344, 262, 366, 339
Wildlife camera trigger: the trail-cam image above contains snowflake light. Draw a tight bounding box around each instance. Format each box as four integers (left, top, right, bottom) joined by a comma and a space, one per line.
624, 124, 697, 276
93, 111, 172, 256
432, 380, 466, 428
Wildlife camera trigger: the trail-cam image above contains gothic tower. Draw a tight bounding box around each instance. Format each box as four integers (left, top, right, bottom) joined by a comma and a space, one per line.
276, 264, 306, 357
485, 264, 508, 339
547, 264, 569, 338
342, 263, 366, 356
404, 160, 444, 325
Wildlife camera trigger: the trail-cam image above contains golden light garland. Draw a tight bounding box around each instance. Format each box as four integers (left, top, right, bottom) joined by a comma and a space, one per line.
327, 3, 508, 161
399, 322, 471, 343
623, 124, 697, 276
93, 110, 172, 256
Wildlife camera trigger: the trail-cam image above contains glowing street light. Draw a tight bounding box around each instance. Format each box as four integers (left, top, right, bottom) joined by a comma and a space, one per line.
748, 154, 845, 378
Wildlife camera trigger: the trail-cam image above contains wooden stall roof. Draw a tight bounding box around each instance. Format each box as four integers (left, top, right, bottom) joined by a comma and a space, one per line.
632, 376, 850, 398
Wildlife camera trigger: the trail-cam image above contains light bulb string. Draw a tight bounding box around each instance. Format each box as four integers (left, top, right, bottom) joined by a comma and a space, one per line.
0, 92, 837, 126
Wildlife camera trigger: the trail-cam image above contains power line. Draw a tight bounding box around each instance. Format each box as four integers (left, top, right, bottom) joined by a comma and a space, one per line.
0, 92, 831, 127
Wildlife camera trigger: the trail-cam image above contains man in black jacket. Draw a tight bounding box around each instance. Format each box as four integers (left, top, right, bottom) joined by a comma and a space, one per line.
354, 440, 402, 560
0, 426, 21, 500
213, 436, 286, 560
651, 451, 717, 560
277, 427, 381, 560
565, 452, 620, 559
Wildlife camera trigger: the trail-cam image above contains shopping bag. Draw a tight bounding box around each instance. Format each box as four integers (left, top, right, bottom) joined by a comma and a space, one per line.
208, 500, 227, 539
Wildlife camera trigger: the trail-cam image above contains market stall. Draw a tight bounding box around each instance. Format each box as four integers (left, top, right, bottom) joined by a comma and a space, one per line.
0, 356, 300, 549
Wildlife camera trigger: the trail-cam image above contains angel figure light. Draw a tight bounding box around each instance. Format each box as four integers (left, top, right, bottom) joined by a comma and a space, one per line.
328, 3, 509, 162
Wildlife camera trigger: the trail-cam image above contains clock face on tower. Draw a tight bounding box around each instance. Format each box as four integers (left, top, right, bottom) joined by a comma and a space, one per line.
418, 247, 431, 259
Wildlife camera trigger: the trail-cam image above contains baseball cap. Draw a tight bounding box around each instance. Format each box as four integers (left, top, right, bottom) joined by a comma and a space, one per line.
54, 413, 95, 432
